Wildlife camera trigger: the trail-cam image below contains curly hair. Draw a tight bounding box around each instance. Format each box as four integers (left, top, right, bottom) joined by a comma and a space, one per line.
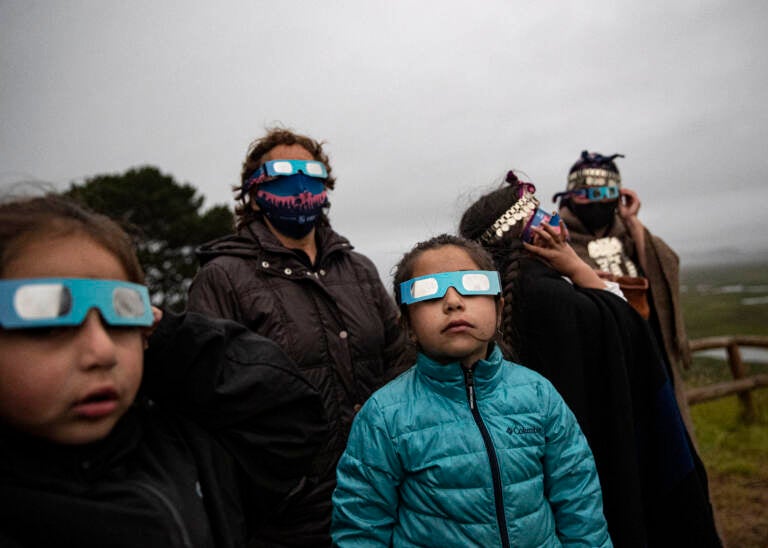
458, 171, 532, 361
0, 194, 144, 284
234, 126, 336, 229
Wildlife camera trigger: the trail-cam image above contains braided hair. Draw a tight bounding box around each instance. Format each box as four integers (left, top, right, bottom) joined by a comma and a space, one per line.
458, 171, 532, 361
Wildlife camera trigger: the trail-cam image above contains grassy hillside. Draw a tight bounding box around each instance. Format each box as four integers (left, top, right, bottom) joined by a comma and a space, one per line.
679, 261, 768, 546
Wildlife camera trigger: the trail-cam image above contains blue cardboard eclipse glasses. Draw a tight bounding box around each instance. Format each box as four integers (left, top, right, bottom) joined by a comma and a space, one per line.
398, 270, 501, 305
242, 159, 328, 198
522, 209, 561, 243
0, 278, 153, 329
552, 185, 619, 203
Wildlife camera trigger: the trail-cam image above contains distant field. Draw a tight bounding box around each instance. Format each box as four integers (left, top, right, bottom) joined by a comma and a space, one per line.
681, 261, 768, 341
680, 260, 767, 389
681, 260, 767, 385
679, 261, 768, 547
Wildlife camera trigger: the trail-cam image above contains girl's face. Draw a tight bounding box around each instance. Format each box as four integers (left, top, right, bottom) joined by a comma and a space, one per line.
0, 232, 144, 444
407, 245, 501, 368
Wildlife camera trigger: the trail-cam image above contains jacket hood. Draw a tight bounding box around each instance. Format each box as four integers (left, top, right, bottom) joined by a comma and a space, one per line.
195, 233, 262, 265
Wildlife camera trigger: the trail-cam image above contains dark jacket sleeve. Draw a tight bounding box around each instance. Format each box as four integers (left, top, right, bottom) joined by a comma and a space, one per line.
187, 261, 242, 321
358, 254, 409, 379
141, 311, 328, 495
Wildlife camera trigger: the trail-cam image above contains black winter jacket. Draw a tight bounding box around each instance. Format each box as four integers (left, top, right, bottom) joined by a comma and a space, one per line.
0, 312, 327, 548
187, 219, 406, 547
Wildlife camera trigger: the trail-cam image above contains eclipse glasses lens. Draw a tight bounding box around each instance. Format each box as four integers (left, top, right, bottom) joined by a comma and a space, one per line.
242, 159, 328, 198
552, 185, 619, 203
576, 186, 619, 201
0, 278, 153, 329
269, 160, 326, 177
399, 270, 501, 305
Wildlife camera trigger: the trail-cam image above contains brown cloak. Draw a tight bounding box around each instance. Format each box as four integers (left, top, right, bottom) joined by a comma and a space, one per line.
559, 206, 694, 433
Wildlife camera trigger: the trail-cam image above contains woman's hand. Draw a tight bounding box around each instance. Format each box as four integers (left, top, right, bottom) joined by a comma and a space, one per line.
618, 188, 641, 221
524, 221, 580, 274
617, 187, 648, 272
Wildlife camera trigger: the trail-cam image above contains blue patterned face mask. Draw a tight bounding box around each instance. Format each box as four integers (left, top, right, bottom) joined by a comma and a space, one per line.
255, 173, 328, 239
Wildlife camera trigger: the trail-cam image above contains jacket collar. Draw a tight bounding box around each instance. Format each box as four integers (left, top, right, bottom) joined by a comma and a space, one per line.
243, 219, 353, 265
195, 218, 353, 268
0, 408, 143, 479
415, 344, 506, 401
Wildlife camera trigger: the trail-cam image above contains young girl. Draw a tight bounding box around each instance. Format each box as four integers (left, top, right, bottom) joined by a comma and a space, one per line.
0, 195, 326, 547
331, 234, 611, 547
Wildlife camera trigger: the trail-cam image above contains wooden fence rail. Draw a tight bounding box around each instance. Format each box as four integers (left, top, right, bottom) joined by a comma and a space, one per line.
686, 335, 768, 422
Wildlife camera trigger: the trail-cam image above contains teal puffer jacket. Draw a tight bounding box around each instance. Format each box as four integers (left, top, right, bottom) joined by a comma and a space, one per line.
331, 345, 612, 547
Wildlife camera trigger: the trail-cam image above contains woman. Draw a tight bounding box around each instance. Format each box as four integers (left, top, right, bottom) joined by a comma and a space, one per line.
187, 127, 406, 547
554, 150, 694, 437
458, 171, 721, 548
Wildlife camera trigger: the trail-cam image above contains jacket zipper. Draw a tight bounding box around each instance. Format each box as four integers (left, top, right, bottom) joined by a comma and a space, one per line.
132, 480, 194, 548
464, 367, 511, 548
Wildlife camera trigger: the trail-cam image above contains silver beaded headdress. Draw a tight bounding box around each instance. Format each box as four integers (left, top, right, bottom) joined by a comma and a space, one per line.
478, 193, 539, 244
566, 168, 621, 190
566, 151, 624, 191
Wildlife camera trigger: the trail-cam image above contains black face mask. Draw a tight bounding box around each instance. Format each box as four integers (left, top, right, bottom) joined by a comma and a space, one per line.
571, 201, 617, 232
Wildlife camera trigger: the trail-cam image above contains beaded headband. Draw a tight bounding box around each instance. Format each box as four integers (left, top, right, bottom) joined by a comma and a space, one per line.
567, 168, 621, 190
478, 193, 539, 244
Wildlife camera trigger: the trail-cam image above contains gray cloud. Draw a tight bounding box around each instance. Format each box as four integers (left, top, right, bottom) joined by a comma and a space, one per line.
2, 0, 767, 282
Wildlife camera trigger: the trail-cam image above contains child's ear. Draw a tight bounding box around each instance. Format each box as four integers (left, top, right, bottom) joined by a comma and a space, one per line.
401, 313, 420, 345
405, 321, 418, 345
141, 307, 163, 349
495, 297, 505, 330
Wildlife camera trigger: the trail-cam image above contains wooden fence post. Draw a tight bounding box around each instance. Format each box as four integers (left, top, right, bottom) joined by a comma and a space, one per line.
686, 335, 768, 423
725, 342, 755, 423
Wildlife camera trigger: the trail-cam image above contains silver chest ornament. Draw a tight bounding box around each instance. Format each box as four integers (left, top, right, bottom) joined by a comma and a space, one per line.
587, 237, 639, 277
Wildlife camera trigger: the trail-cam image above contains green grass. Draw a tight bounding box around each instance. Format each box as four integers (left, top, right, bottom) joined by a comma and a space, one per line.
682, 294, 768, 339
683, 357, 768, 386
681, 261, 768, 340
690, 390, 768, 476
681, 261, 768, 472
682, 261, 768, 286
679, 262, 768, 546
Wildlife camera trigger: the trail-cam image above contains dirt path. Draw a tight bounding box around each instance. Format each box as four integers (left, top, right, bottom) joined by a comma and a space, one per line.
709, 471, 768, 547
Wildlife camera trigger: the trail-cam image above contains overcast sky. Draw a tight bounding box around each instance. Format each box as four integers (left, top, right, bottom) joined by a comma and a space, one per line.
2, 1, 767, 283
